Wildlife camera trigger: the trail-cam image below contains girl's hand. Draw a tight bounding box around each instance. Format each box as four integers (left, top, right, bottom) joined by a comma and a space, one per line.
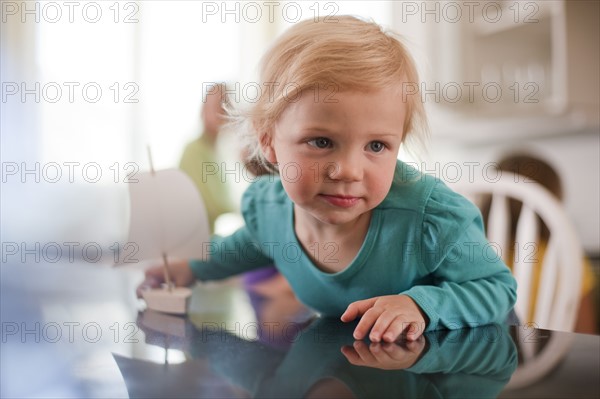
340, 295, 427, 342
136, 259, 196, 298
341, 337, 426, 370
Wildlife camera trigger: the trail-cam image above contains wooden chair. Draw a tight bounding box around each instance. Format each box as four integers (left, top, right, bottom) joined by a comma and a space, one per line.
451, 175, 584, 388
450, 175, 583, 332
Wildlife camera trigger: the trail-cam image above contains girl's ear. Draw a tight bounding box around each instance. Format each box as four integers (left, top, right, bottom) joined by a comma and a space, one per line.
259, 132, 277, 164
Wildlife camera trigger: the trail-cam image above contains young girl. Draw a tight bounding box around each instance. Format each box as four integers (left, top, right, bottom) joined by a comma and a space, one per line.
139, 16, 517, 343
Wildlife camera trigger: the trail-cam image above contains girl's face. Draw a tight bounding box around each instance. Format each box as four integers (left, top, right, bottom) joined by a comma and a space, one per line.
263, 86, 407, 227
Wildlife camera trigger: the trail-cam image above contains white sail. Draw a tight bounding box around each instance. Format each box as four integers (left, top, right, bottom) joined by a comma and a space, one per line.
124, 169, 210, 263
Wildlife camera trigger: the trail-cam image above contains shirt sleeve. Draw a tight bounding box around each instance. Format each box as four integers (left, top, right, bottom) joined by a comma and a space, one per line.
189, 180, 275, 281
401, 181, 518, 331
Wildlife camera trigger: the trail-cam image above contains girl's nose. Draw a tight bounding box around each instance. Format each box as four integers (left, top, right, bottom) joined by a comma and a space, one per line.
327, 154, 363, 182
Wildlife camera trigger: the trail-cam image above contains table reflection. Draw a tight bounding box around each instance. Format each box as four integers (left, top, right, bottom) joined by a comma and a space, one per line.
126, 307, 517, 398
2, 264, 598, 398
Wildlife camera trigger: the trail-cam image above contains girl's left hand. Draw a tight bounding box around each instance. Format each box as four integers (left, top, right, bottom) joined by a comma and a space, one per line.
340, 295, 427, 343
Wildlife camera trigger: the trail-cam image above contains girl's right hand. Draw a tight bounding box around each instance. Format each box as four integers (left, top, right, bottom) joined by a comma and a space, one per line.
136, 259, 196, 298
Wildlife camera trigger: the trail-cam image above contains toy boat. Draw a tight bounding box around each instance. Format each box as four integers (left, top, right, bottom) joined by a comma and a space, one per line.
142, 286, 193, 315
121, 148, 210, 315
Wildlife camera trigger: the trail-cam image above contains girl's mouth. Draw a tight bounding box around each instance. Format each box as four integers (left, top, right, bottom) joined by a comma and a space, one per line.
319, 194, 361, 208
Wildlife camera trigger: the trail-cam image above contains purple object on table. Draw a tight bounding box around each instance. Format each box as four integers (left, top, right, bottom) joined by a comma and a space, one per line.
243, 266, 279, 286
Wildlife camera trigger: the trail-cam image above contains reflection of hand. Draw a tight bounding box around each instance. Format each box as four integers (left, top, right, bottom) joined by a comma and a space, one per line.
341, 295, 427, 342
136, 260, 195, 298
341, 337, 426, 370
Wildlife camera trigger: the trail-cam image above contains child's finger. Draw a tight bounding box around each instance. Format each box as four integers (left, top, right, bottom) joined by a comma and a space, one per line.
403, 322, 425, 341
352, 307, 382, 340
380, 319, 425, 342
368, 310, 399, 342
136, 275, 162, 298
340, 297, 378, 322
380, 316, 410, 343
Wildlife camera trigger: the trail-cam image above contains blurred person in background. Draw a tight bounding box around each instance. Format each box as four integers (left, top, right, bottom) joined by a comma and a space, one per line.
181, 84, 296, 305
180, 83, 235, 233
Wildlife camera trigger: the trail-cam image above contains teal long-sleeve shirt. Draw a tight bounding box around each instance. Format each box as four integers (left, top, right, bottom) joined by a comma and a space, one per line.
190, 161, 517, 331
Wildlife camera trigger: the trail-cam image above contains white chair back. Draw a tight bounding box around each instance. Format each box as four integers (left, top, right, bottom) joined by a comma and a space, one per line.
451, 175, 583, 332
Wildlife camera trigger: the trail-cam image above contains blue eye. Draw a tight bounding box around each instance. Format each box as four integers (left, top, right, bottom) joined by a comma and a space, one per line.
369, 141, 385, 153
309, 137, 332, 149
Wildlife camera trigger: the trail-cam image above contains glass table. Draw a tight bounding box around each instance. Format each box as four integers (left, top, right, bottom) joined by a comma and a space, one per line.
2, 262, 598, 398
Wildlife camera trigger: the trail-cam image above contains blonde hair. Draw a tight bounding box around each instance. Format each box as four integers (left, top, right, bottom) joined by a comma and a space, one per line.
228, 16, 428, 172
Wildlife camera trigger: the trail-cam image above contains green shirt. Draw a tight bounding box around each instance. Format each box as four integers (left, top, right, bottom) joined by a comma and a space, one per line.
179, 135, 234, 232
191, 161, 517, 331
